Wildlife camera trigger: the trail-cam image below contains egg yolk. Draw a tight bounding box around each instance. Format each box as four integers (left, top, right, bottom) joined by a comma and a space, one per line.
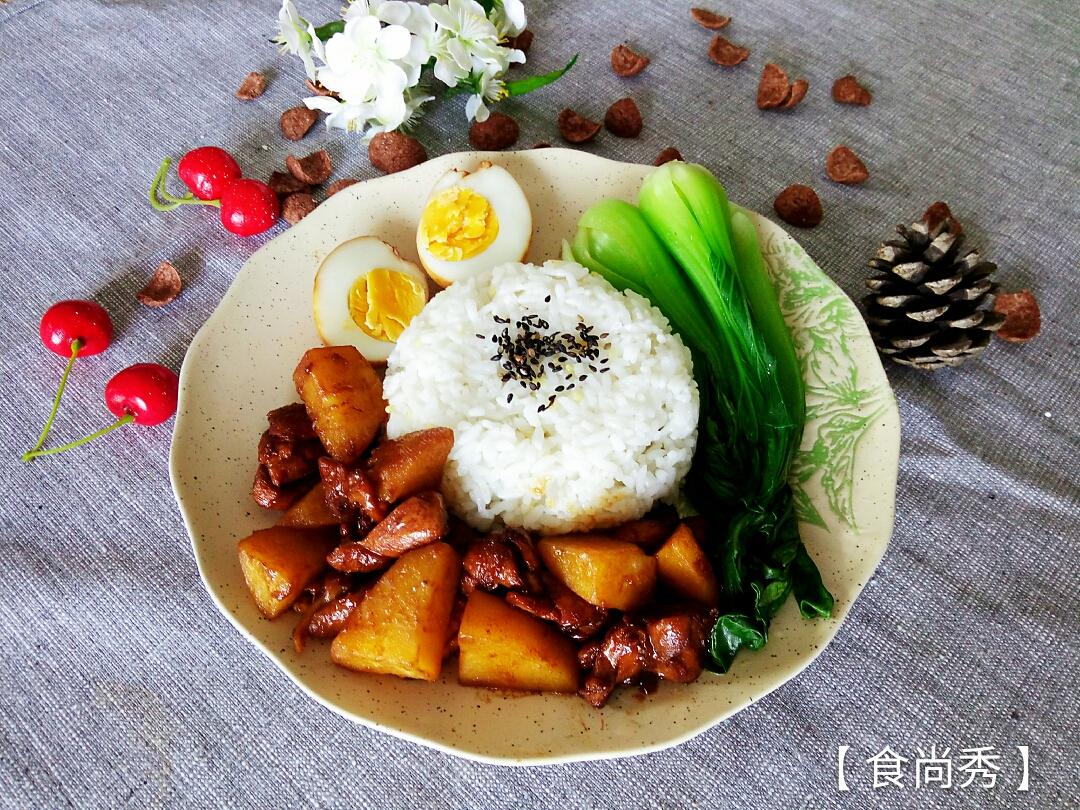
348, 268, 426, 342
419, 187, 499, 261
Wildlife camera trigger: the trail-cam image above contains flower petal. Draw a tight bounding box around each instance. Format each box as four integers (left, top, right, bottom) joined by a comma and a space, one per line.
377, 24, 412, 61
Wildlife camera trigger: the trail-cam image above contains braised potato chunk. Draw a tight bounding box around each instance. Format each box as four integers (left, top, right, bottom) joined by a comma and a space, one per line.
237, 526, 336, 618
277, 482, 338, 528
538, 535, 656, 611
331, 543, 460, 680
367, 427, 453, 504
458, 591, 580, 693
655, 523, 719, 606
293, 346, 386, 463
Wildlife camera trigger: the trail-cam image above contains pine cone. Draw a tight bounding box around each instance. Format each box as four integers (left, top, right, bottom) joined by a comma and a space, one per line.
863, 203, 1004, 369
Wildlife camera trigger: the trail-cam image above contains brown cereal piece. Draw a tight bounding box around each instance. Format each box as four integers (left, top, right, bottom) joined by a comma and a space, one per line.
368, 131, 427, 174
654, 147, 683, 165
781, 78, 809, 109
826, 145, 869, 184
268, 170, 311, 198
286, 150, 333, 185
922, 201, 963, 235
558, 109, 602, 143
137, 261, 182, 308
774, 184, 823, 228
832, 75, 872, 106
507, 29, 534, 55
993, 290, 1041, 343
611, 44, 650, 77
280, 107, 319, 141
305, 79, 337, 97
282, 192, 318, 225
691, 8, 731, 29
469, 112, 520, 150
604, 98, 643, 138
236, 71, 268, 101
708, 35, 749, 67
757, 63, 791, 109
326, 178, 359, 197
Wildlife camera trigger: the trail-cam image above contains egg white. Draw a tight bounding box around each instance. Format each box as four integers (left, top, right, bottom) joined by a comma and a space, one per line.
416, 164, 532, 286
313, 236, 429, 364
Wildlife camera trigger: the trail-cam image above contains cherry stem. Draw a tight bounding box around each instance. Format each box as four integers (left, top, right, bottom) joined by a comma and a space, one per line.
149, 158, 221, 212
21, 413, 135, 462
24, 339, 82, 457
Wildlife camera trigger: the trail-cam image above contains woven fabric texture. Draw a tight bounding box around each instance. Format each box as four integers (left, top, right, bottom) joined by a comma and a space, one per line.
0, 0, 1077, 807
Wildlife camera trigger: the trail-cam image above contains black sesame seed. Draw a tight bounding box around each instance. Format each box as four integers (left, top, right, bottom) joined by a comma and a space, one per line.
579, 375, 587, 382
507, 393, 513, 403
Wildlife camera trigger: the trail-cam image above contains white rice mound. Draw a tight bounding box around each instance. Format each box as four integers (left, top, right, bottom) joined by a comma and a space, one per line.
383, 260, 699, 533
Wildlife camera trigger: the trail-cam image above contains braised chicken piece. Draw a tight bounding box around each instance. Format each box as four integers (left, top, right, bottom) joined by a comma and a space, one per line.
579, 618, 652, 708
266, 403, 318, 441
461, 530, 542, 593
609, 507, 680, 551
360, 492, 448, 557
506, 573, 608, 639
644, 610, 713, 683
318, 458, 388, 522
307, 591, 368, 638
251, 464, 305, 510
578, 608, 715, 707
258, 430, 323, 487
443, 594, 468, 658
326, 542, 391, 574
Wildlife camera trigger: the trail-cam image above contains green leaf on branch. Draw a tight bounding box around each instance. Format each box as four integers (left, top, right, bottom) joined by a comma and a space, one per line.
314, 20, 344, 41
505, 55, 578, 97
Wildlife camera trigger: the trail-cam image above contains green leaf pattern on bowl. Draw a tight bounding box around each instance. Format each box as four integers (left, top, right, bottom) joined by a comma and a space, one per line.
757, 227, 893, 531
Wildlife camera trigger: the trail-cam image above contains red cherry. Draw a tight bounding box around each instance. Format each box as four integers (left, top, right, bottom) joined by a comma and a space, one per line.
218, 178, 280, 236
39, 300, 113, 357
105, 363, 179, 426
177, 146, 242, 201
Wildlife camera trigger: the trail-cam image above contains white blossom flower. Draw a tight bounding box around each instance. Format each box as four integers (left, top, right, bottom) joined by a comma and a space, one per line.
489, 0, 526, 39
318, 16, 416, 101
465, 66, 508, 122
428, 0, 520, 88
273, 0, 318, 80
304, 94, 378, 135
337, 3, 434, 87
305, 87, 432, 140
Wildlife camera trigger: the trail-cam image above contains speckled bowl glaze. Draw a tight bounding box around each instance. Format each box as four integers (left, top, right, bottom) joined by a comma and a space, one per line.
170, 150, 899, 766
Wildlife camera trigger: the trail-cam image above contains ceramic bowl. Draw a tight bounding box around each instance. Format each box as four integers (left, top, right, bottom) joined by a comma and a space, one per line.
170, 149, 899, 765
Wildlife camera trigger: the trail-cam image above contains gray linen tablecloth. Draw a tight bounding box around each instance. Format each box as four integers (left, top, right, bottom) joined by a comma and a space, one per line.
1, 0, 1077, 807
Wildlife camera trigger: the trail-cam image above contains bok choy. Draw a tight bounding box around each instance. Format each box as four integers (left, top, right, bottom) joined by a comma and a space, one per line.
572, 162, 833, 671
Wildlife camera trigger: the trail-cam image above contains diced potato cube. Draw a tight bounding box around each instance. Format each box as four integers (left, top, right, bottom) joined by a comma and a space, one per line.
293, 346, 386, 463
330, 542, 460, 681
458, 591, 579, 693
655, 523, 719, 606
277, 482, 338, 529
537, 535, 656, 611
237, 526, 336, 618
367, 427, 453, 504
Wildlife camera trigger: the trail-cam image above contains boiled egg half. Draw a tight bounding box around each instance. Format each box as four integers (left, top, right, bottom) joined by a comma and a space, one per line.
313, 236, 429, 363
416, 163, 531, 286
